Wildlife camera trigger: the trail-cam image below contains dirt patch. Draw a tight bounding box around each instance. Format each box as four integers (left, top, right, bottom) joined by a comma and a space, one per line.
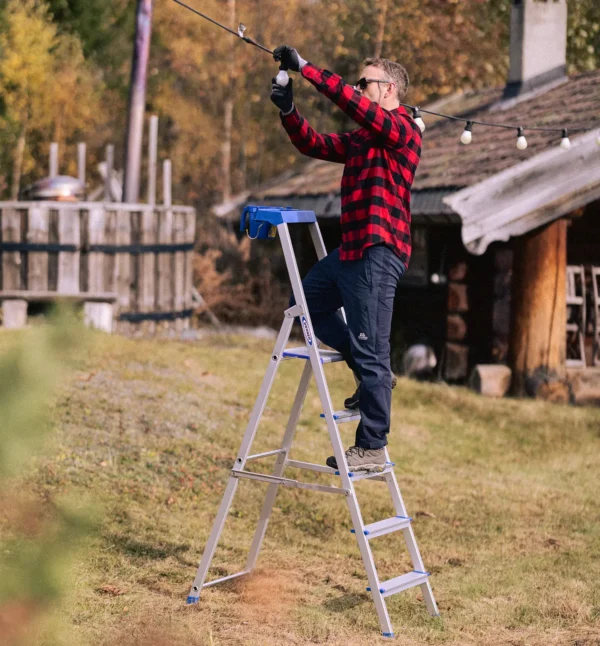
236, 568, 299, 624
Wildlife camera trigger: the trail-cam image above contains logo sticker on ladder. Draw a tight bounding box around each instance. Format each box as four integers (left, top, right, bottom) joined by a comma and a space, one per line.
301, 316, 313, 346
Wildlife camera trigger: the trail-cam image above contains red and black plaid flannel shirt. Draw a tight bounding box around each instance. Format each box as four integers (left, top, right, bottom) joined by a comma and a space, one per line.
280, 63, 422, 267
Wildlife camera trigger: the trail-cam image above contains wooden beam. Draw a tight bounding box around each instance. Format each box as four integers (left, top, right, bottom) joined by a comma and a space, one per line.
0, 290, 117, 302
509, 219, 567, 395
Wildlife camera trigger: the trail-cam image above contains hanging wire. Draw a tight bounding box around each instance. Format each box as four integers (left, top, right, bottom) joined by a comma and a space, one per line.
172, 0, 600, 140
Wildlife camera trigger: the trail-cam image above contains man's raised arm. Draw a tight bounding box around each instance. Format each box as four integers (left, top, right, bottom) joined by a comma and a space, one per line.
273, 45, 414, 150
270, 76, 350, 163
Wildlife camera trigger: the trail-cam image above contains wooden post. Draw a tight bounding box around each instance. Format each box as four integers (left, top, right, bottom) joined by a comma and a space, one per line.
509, 219, 567, 395
105, 145, 114, 202
122, 0, 154, 203
78, 143, 87, 186
163, 160, 172, 208
148, 115, 158, 206
27, 206, 49, 292
49, 143, 59, 178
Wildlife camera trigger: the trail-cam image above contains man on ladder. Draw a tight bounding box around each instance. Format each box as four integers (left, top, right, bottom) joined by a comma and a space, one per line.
271, 46, 422, 473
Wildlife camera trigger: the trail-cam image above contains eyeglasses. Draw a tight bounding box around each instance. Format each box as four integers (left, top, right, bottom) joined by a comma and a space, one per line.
354, 77, 394, 91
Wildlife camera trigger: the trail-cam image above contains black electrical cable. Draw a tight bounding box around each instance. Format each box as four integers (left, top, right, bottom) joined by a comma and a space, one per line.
172, 0, 273, 54
172, 0, 598, 137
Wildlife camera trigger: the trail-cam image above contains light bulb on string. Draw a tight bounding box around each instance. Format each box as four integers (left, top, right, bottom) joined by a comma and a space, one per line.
412, 107, 426, 133
560, 129, 571, 150
596, 132, 600, 147
460, 122, 473, 145
516, 127, 528, 151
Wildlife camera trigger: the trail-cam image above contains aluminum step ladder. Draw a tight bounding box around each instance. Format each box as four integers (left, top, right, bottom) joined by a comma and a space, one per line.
186, 206, 439, 638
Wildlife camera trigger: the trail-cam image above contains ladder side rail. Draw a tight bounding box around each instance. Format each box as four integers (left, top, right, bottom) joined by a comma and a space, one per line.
187, 314, 294, 601
233, 315, 295, 468
382, 455, 440, 616
245, 361, 314, 571
187, 477, 241, 601
279, 221, 394, 636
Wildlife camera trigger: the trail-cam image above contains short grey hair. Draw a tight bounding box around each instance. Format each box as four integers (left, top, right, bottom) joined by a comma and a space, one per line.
363, 57, 409, 101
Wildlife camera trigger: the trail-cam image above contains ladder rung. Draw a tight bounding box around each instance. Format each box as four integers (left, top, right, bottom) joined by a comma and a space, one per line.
201, 570, 250, 590
285, 459, 337, 474
282, 347, 344, 364
320, 409, 361, 422
367, 571, 430, 598
231, 469, 348, 495
246, 449, 286, 462
351, 515, 412, 538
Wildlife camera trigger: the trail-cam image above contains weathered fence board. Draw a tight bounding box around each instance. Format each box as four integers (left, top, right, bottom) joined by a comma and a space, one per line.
173, 210, 186, 332
27, 206, 49, 292
115, 209, 132, 335
140, 209, 157, 335
57, 208, 80, 293
88, 207, 106, 294
1, 208, 23, 291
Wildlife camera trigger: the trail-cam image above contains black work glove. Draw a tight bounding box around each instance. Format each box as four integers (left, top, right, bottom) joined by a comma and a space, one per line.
270, 77, 294, 114
273, 45, 308, 72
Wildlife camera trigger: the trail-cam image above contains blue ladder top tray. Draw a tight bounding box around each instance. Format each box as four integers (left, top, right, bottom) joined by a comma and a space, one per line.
241, 206, 317, 236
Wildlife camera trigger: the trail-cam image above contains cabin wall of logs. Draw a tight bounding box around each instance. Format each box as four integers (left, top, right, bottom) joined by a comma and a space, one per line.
0, 202, 196, 334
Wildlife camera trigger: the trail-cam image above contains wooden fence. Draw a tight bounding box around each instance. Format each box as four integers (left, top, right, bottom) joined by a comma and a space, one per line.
0, 202, 196, 334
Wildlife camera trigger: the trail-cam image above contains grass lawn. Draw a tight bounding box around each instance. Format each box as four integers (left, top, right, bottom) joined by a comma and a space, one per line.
3, 331, 600, 645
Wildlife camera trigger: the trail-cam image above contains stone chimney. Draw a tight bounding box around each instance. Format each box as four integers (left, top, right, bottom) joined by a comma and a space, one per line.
504, 0, 568, 98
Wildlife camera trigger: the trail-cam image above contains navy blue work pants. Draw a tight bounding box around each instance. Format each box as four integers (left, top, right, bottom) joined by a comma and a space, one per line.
293, 244, 405, 449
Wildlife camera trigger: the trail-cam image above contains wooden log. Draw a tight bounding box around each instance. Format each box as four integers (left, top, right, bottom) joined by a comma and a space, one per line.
509, 219, 567, 395
26, 206, 49, 292
140, 208, 156, 335
1, 207, 23, 291
157, 207, 173, 334
114, 210, 132, 335
84, 302, 114, 333
524, 367, 571, 404
447, 282, 468, 312
443, 342, 469, 381
2, 299, 27, 329
173, 211, 186, 333
468, 364, 512, 398
88, 207, 105, 294
182, 211, 196, 331
446, 314, 467, 341
57, 208, 80, 293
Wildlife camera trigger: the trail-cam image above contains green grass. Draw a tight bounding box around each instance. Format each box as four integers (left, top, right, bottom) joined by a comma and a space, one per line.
3, 331, 600, 645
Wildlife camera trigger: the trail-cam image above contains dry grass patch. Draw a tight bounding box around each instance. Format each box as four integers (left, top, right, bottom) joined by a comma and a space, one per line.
2, 331, 600, 645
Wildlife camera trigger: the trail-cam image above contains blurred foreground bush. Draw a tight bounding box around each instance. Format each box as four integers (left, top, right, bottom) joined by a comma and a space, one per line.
0, 308, 95, 645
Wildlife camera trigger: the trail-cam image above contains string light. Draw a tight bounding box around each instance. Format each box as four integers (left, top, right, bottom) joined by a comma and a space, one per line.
560, 129, 571, 150
460, 122, 473, 145
412, 107, 426, 133
400, 102, 598, 152
516, 127, 528, 150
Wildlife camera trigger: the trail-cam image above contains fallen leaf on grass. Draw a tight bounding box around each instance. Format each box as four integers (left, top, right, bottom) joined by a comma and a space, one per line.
415, 510, 436, 518
97, 585, 126, 596
546, 537, 560, 547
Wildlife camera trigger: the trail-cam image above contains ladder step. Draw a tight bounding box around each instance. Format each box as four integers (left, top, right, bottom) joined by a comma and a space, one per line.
232, 469, 348, 495
320, 409, 361, 422
367, 570, 430, 598
351, 515, 412, 538
336, 463, 395, 481
282, 347, 344, 364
